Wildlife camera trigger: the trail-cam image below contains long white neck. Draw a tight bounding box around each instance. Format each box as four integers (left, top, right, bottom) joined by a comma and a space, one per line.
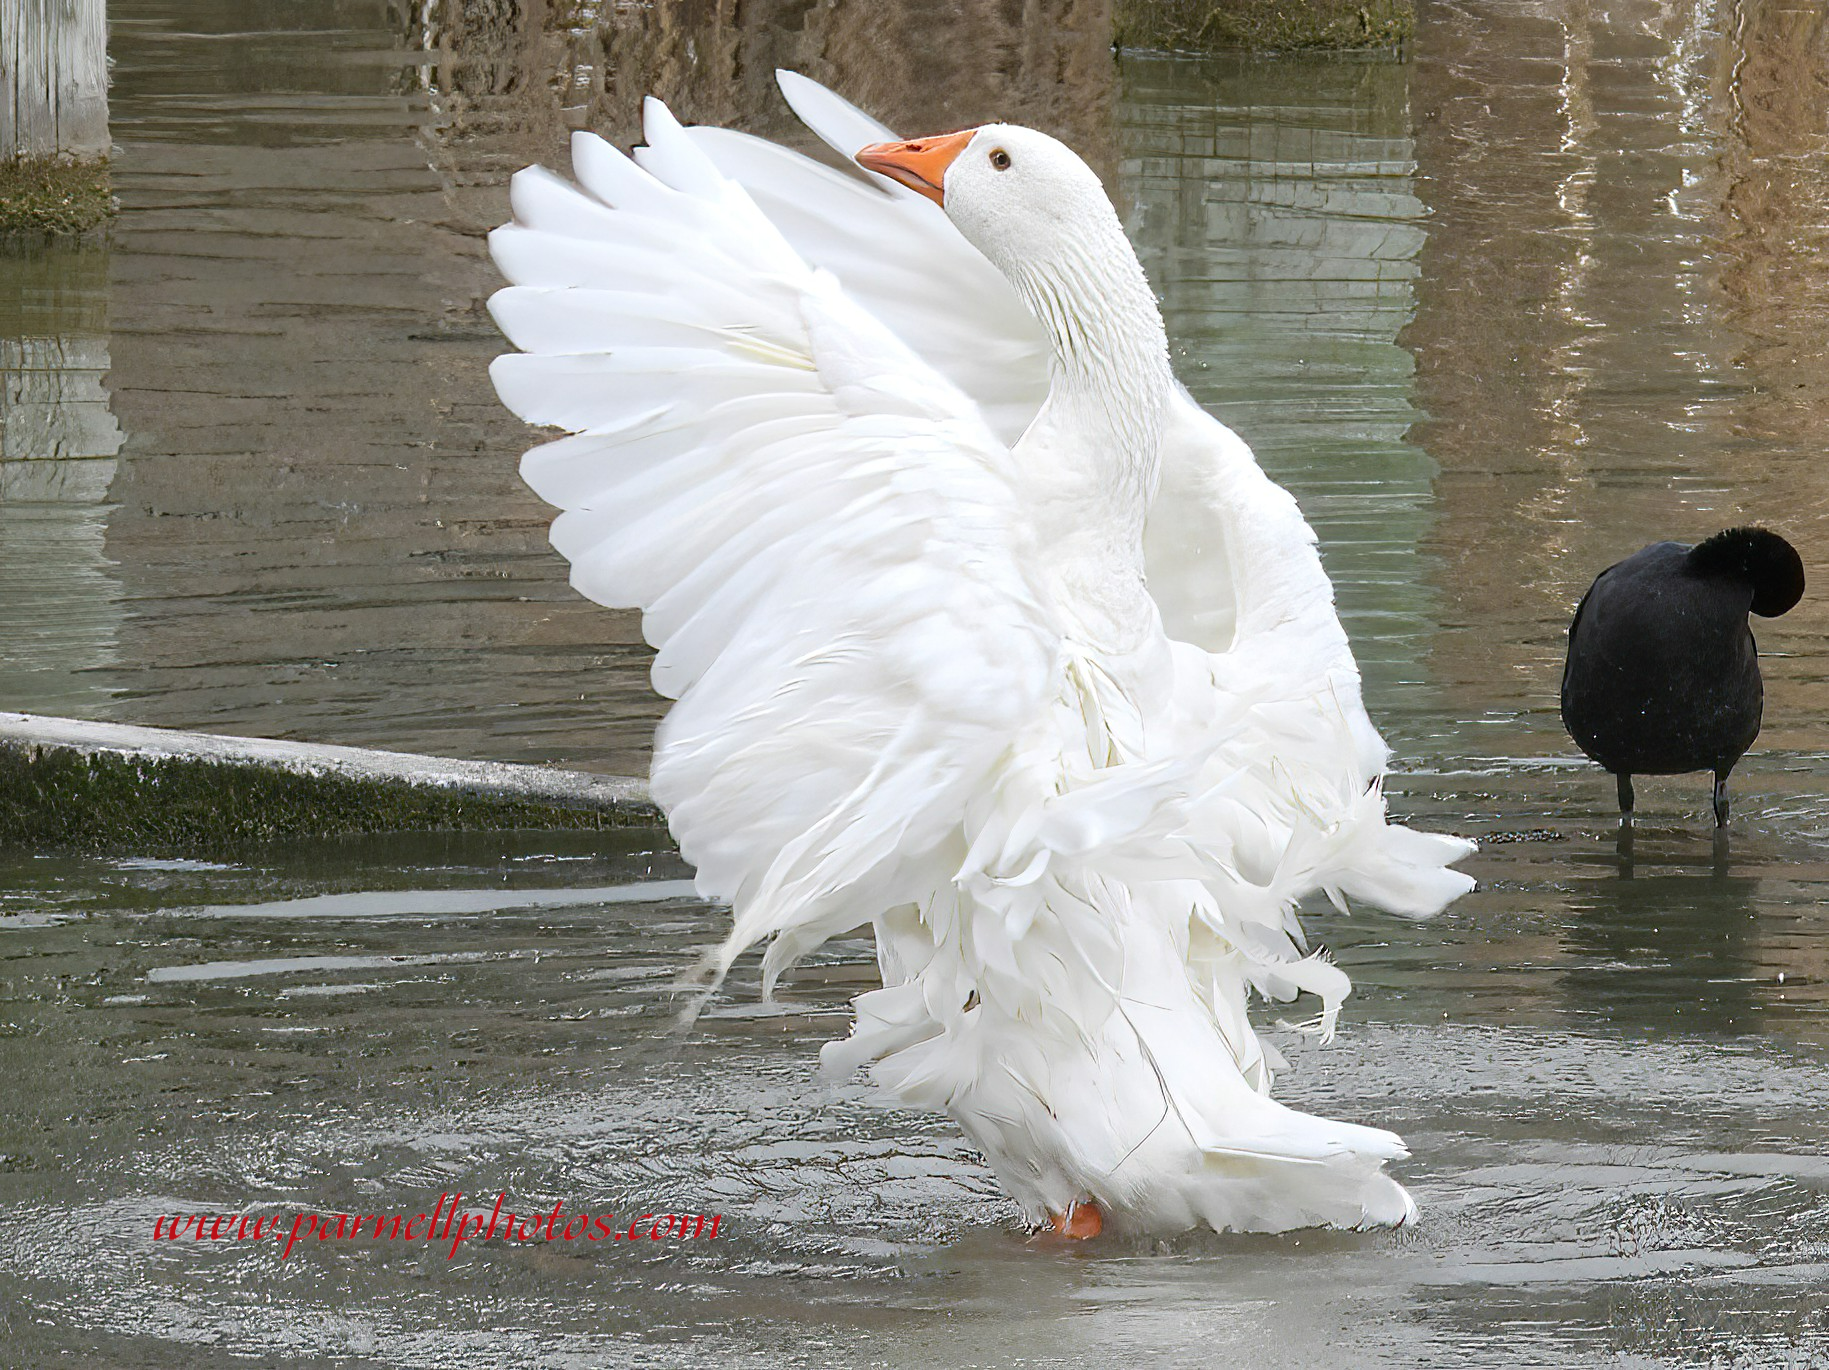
1003, 209, 1174, 489
991, 207, 1175, 648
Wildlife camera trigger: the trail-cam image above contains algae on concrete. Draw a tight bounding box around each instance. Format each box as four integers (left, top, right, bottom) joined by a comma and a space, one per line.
1115, 0, 1412, 52
0, 744, 663, 855
0, 157, 114, 238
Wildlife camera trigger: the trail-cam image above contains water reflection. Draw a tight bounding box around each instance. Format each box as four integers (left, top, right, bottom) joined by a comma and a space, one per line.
0, 0, 1820, 804
1563, 837, 1764, 1035
1706, 0, 1829, 447
1121, 54, 1442, 732
408, 0, 1118, 203
0, 833, 1824, 1367
0, 242, 124, 715
92, 0, 643, 769
1405, 0, 1829, 778
32, 0, 1125, 775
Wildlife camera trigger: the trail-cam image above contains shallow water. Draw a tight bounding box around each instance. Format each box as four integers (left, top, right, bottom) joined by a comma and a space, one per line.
4, 1, 1829, 1365
2, 830, 1826, 1366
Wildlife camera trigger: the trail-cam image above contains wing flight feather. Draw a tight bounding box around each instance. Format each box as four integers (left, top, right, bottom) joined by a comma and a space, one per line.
489, 100, 1067, 986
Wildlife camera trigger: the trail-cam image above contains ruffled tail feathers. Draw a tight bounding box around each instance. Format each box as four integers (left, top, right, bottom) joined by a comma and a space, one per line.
1327, 820, 1478, 921
1255, 771, 1476, 922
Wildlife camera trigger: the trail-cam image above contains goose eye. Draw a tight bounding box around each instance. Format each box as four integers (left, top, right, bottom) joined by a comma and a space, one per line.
989, 149, 1012, 171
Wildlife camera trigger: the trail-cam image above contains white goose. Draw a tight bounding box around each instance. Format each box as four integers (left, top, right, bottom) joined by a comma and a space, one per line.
488, 74, 1475, 1238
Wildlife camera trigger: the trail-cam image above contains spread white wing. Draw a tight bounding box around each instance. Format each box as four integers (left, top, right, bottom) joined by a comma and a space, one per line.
683, 76, 1051, 447
697, 74, 1269, 657
697, 76, 1366, 693
690, 73, 1472, 918
488, 101, 1213, 989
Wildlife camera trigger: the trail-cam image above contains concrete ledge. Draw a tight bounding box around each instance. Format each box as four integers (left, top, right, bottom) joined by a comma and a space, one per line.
0, 712, 662, 853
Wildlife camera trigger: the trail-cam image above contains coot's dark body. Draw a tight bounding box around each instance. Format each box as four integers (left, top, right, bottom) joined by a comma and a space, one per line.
1562, 542, 1764, 775
1560, 528, 1804, 825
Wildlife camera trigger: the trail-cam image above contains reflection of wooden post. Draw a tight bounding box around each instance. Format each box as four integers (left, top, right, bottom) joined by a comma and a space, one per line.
0, 238, 123, 712
2, 0, 110, 158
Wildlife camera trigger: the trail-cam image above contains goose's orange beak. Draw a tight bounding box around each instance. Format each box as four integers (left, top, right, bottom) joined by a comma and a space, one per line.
855, 129, 976, 207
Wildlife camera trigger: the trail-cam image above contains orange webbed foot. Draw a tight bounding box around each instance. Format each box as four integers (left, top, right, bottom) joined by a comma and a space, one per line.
1046, 1200, 1104, 1240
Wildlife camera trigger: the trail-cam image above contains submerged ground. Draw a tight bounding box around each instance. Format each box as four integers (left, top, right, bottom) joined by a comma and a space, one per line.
2, 1, 1828, 1364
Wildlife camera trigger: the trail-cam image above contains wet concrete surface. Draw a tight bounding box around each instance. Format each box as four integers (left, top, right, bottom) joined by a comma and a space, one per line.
0, 822, 1824, 1366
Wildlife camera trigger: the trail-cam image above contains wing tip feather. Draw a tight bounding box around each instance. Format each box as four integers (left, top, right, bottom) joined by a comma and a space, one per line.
773, 68, 896, 152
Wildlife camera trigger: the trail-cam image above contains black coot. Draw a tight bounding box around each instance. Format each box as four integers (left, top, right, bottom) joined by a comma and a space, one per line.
1561, 527, 1804, 825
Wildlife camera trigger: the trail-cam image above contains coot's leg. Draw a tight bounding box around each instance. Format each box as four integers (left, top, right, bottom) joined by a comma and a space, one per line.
1712, 768, 1731, 828
1615, 772, 1634, 820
